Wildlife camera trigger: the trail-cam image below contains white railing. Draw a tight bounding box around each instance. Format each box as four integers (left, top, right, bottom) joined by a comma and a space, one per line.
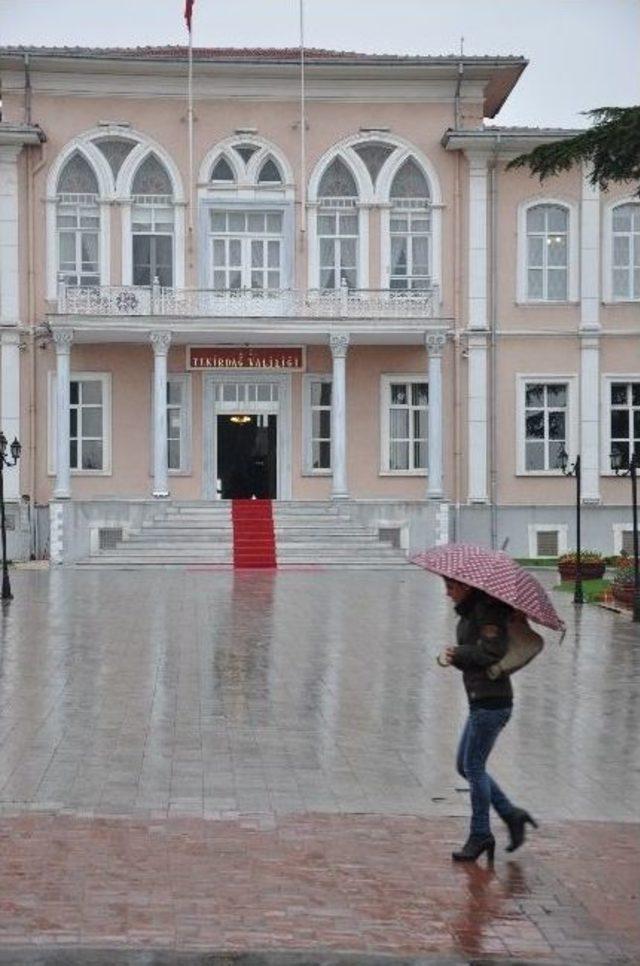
56, 279, 440, 320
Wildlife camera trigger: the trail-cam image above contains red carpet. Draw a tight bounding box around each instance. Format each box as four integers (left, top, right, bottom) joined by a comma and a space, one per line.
231, 499, 277, 569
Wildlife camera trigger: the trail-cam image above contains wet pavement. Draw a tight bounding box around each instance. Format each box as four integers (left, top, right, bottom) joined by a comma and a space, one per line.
0, 568, 638, 962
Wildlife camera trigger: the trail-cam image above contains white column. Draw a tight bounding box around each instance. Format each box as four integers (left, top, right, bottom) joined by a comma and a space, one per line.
426, 332, 446, 499
580, 335, 601, 503
0, 146, 21, 327
150, 330, 171, 498
329, 331, 350, 499
580, 165, 601, 503
0, 331, 21, 499
52, 328, 73, 499
467, 154, 489, 331
468, 333, 488, 502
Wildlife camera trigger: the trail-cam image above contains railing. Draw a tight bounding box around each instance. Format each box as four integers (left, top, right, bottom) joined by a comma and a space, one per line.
56, 279, 440, 320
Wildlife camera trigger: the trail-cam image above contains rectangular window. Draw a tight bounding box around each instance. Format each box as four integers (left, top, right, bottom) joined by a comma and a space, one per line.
526, 205, 568, 301
69, 378, 104, 470
318, 210, 358, 290
132, 203, 174, 286
210, 210, 282, 290
57, 195, 100, 287
382, 378, 428, 472
612, 204, 640, 300
523, 381, 568, 471
304, 377, 332, 472
390, 210, 431, 290
610, 381, 640, 469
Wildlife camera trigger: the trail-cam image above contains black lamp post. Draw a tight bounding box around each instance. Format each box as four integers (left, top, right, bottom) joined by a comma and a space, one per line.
0, 432, 22, 602
558, 449, 583, 606
610, 448, 640, 623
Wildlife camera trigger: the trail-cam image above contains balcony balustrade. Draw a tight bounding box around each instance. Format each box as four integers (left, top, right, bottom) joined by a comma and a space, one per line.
55, 279, 440, 320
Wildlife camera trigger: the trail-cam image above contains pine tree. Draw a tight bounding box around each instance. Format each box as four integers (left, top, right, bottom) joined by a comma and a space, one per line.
507, 107, 640, 196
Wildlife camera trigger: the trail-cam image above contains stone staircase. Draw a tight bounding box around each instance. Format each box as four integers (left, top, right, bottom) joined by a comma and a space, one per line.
76, 501, 410, 569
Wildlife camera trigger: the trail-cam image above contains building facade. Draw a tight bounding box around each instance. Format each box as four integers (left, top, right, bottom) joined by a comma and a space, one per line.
0, 46, 638, 563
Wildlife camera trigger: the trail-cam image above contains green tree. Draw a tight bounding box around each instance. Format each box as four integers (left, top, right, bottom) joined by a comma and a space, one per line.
507, 106, 640, 196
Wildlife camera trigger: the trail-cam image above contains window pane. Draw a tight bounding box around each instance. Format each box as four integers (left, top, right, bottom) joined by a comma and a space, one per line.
611, 410, 630, 438
611, 440, 630, 467
632, 384, 640, 406
81, 407, 102, 437
547, 206, 567, 231
312, 440, 331, 469
613, 206, 632, 231
526, 412, 544, 439
339, 214, 358, 235
411, 383, 428, 406
525, 384, 544, 408
413, 408, 427, 438
613, 268, 629, 298
340, 239, 356, 268
69, 408, 77, 437
59, 233, 76, 264
412, 236, 429, 274
614, 234, 630, 267
311, 381, 331, 406
69, 439, 78, 468
167, 381, 182, 405
251, 240, 264, 268
548, 411, 565, 440
266, 213, 282, 233
526, 207, 545, 232
319, 239, 334, 267
247, 212, 265, 232
267, 240, 280, 268
168, 439, 180, 470
390, 440, 409, 470
390, 409, 409, 438
548, 440, 564, 470
70, 381, 79, 404
81, 233, 98, 267
611, 383, 628, 405
390, 384, 408, 405
525, 440, 544, 470
317, 214, 335, 235
527, 269, 543, 299
528, 235, 544, 267
547, 269, 567, 300
81, 439, 103, 470
547, 236, 567, 267
266, 271, 279, 289
634, 410, 640, 437
320, 268, 334, 289
413, 439, 427, 469
547, 384, 567, 407
391, 237, 407, 274
211, 211, 226, 231
81, 381, 102, 404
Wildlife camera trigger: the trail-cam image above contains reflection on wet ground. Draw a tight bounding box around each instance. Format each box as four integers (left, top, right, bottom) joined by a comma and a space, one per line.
0, 569, 638, 820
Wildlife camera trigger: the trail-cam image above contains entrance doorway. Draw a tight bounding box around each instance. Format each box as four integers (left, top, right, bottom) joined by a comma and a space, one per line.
217, 414, 277, 499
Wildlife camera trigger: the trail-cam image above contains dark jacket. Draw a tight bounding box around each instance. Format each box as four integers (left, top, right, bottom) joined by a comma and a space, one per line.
452, 590, 513, 708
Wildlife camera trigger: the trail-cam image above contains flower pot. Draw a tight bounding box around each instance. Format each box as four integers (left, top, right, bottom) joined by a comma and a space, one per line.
613, 583, 636, 607
558, 561, 606, 582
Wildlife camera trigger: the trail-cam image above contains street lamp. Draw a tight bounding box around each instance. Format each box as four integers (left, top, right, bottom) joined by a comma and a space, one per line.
610, 448, 640, 623
558, 449, 583, 605
0, 432, 22, 602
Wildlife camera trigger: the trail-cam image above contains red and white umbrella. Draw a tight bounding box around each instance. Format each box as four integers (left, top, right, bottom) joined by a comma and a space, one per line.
410, 543, 565, 633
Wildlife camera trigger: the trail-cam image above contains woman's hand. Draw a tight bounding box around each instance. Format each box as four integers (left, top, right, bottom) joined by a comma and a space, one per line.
437, 647, 457, 666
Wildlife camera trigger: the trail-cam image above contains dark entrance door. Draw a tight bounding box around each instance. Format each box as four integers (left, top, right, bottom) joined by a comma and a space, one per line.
217, 415, 277, 499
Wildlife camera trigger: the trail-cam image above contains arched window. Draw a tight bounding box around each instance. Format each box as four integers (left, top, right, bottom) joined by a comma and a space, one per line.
56, 153, 101, 287
131, 154, 174, 287
526, 204, 569, 301
612, 202, 640, 300
210, 156, 235, 182
389, 159, 431, 290
317, 158, 359, 290
257, 158, 282, 184
94, 136, 136, 179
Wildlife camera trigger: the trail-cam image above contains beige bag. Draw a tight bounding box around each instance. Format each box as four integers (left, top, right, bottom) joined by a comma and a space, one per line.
486, 614, 544, 680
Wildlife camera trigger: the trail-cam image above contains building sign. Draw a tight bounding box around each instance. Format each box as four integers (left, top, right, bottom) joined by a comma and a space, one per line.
188, 346, 305, 371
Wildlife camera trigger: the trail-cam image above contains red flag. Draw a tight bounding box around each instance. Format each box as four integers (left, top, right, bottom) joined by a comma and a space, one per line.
184, 0, 194, 31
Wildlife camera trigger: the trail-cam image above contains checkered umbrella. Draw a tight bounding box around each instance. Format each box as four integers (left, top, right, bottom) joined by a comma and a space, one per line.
410, 543, 565, 632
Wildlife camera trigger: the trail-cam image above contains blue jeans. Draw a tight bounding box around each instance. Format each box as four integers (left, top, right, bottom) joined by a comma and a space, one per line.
456, 707, 515, 837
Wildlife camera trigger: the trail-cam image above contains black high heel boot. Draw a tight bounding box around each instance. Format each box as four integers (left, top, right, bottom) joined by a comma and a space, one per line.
452, 833, 495, 864
505, 808, 538, 852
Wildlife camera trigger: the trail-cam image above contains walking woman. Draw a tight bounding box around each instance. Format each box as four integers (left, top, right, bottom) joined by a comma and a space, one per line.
440, 577, 537, 863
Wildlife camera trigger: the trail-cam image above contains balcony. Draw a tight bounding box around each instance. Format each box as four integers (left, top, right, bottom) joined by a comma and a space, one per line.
55, 280, 441, 321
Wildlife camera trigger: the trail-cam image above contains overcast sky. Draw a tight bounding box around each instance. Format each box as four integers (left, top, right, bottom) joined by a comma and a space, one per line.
1, 0, 638, 126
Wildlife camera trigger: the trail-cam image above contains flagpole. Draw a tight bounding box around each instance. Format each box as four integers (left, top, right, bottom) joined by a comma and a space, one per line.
299, 0, 306, 245
187, 20, 194, 235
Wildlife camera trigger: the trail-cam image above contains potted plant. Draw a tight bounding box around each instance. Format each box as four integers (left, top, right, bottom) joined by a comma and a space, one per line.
612, 556, 636, 607
557, 550, 606, 582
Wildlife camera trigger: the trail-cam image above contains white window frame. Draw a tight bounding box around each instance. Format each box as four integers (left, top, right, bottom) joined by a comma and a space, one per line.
601, 374, 640, 475
527, 523, 568, 559
206, 208, 286, 291
387, 205, 433, 291
612, 523, 640, 556
516, 199, 579, 304
302, 374, 332, 475
150, 373, 192, 476
516, 374, 578, 476
131, 197, 175, 288
47, 371, 112, 476
379, 373, 429, 476
603, 199, 640, 303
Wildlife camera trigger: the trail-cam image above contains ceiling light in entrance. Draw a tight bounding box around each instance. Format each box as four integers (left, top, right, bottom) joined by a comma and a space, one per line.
230, 415, 252, 424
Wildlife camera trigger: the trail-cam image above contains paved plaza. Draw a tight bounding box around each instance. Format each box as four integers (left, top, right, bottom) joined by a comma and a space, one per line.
0, 567, 638, 963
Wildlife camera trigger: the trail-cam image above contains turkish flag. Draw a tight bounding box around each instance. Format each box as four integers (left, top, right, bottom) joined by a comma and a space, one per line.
184, 0, 194, 31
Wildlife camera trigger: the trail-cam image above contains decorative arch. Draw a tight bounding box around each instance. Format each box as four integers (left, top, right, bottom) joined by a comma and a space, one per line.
516, 196, 579, 303
117, 137, 184, 202
199, 135, 294, 189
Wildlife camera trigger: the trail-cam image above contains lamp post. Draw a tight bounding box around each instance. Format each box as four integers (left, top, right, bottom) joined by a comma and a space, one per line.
610, 448, 640, 623
559, 449, 583, 605
0, 433, 22, 602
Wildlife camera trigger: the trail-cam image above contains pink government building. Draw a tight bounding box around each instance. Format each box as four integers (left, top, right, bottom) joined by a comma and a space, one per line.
0, 46, 638, 564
